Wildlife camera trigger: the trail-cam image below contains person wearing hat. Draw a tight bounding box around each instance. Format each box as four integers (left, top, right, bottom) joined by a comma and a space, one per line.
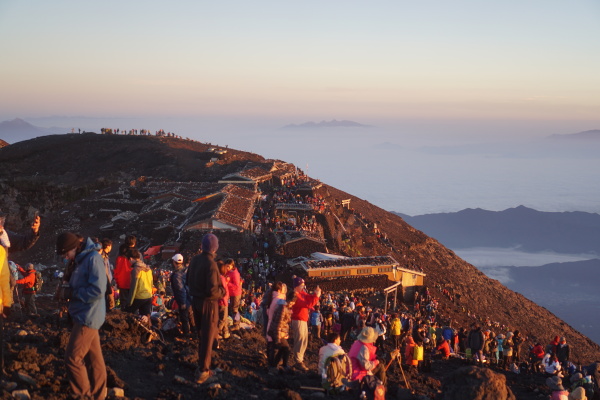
348, 326, 397, 384
546, 376, 569, 400
57, 231, 107, 400
502, 332, 515, 370
0, 210, 40, 318
187, 233, 225, 384
556, 337, 570, 369
290, 275, 321, 371
569, 386, 588, 400
15, 263, 38, 316
170, 253, 192, 337
570, 372, 593, 399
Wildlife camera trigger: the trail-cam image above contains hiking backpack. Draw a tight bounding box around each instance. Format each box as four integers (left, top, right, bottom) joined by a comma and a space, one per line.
359, 374, 385, 400
323, 353, 352, 394
33, 270, 43, 292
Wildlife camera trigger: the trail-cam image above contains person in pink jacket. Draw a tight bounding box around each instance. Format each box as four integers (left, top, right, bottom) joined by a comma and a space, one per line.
225, 259, 242, 331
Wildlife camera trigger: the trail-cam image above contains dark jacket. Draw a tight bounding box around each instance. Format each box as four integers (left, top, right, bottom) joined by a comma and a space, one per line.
170, 267, 190, 307
187, 252, 225, 301
7, 228, 39, 252
556, 343, 570, 363
468, 328, 485, 351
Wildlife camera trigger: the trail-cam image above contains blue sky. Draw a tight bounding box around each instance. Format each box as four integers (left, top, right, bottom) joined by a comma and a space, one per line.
1, 0, 599, 125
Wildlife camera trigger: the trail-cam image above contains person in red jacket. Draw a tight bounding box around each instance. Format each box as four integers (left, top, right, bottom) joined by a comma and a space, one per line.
290, 276, 321, 371
16, 263, 38, 316
113, 235, 136, 306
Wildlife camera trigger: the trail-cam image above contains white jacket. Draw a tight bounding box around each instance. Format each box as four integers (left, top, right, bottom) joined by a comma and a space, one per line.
318, 343, 345, 379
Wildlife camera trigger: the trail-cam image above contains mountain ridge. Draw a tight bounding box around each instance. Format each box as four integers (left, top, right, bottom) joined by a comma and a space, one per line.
396, 206, 600, 254
282, 119, 372, 129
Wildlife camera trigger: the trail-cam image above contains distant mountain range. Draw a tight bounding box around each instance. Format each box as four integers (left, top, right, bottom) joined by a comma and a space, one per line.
396, 205, 600, 254
0, 118, 66, 144
482, 258, 600, 345
480, 258, 600, 343
548, 129, 600, 141
282, 119, 372, 129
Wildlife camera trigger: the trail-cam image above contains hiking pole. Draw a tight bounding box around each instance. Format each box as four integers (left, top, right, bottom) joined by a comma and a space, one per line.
396, 352, 412, 392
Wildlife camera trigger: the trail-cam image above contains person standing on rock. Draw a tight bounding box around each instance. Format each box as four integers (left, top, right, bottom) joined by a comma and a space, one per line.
187, 233, 225, 384
468, 324, 485, 364
290, 276, 321, 371
113, 235, 137, 307
15, 263, 38, 316
57, 232, 107, 400
125, 249, 153, 320
225, 259, 242, 332
99, 239, 115, 311
170, 254, 192, 337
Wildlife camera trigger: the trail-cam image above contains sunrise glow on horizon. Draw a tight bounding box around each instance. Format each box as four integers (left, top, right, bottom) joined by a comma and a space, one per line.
1, 1, 599, 124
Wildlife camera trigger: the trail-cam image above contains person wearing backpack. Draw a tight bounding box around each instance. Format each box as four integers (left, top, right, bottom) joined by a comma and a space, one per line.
318, 332, 349, 393
16, 263, 38, 316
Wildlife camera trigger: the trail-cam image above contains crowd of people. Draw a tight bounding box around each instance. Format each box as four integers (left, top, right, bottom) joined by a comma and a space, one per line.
2, 173, 599, 400
99, 128, 183, 138
304, 255, 397, 270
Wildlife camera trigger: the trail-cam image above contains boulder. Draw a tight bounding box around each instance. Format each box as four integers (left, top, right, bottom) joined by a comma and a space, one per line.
440, 366, 516, 400
11, 389, 31, 400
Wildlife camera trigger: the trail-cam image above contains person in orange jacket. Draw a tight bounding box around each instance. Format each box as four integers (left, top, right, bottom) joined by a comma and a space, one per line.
16, 263, 38, 316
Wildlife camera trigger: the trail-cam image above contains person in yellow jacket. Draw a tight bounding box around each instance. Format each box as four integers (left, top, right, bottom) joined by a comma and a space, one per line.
0, 211, 41, 316
0, 245, 11, 316
389, 313, 402, 349
125, 249, 153, 320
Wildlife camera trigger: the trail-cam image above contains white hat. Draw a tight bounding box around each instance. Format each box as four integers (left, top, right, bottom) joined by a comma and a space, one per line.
357, 327, 378, 344
172, 254, 183, 263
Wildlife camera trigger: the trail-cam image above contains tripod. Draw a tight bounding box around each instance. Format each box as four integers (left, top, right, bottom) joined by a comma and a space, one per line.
385, 350, 412, 391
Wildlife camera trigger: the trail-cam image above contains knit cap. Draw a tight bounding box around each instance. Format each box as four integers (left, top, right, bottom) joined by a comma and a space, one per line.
201, 233, 219, 254
56, 232, 79, 255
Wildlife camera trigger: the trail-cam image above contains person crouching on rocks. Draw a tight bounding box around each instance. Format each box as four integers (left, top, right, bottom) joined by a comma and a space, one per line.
349, 327, 389, 385
57, 232, 107, 400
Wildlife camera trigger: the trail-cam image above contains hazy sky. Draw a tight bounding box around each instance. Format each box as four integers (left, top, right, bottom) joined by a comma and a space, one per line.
1, 1, 600, 124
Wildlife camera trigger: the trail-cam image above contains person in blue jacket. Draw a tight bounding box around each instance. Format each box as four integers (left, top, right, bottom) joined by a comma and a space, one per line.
170, 253, 192, 336
57, 232, 107, 400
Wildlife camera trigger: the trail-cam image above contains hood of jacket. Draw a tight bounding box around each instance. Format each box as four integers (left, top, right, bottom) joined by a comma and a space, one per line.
132, 260, 150, 272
